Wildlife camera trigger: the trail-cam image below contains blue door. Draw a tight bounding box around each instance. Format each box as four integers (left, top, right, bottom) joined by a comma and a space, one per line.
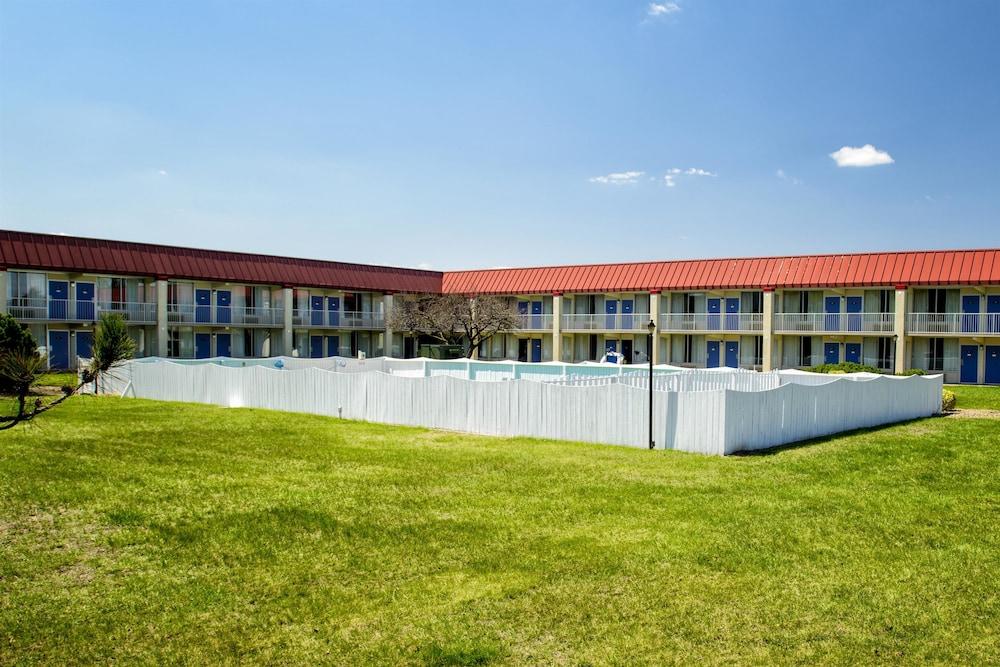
605, 300, 617, 329
845, 342, 861, 364
707, 298, 721, 331
216, 333, 231, 357
706, 341, 720, 368
846, 296, 863, 332
724, 341, 739, 368
724, 298, 740, 330
961, 295, 980, 333
76, 282, 95, 320
48, 331, 69, 369
310, 335, 324, 358
195, 289, 212, 323
216, 290, 232, 324
986, 346, 1000, 384
960, 345, 979, 383
824, 342, 840, 364
76, 331, 93, 362
311, 296, 325, 326
195, 333, 211, 359
530, 338, 542, 363
621, 299, 634, 329
48, 281, 68, 319
327, 297, 340, 326
988, 295, 1000, 334
605, 340, 618, 357
824, 297, 841, 331
326, 335, 340, 357
531, 301, 543, 330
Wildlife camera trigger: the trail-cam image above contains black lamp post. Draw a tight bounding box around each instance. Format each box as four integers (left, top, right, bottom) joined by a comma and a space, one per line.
647, 318, 656, 449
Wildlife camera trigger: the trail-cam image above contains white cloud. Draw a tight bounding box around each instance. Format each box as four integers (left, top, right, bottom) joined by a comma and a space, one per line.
158, 169, 168, 176
416, 262, 433, 270
663, 167, 716, 187
776, 168, 802, 185
829, 144, 894, 168
648, 2, 681, 16
589, 170, 644, 185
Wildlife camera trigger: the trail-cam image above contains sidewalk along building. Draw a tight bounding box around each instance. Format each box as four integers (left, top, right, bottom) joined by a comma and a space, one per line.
2, 229, 999, 384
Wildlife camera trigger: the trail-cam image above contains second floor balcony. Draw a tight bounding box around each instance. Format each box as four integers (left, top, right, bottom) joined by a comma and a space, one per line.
774, 312, 895, 334
292, 308, 384, 329
560, 313, 652, 332
7, 298, 157, 325
907, 312, 1000, 335
515, 313, 554, 331
659, 312, 763, 333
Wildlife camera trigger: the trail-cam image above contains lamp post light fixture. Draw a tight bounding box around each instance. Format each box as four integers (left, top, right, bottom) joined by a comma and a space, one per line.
647, 318, 656, 450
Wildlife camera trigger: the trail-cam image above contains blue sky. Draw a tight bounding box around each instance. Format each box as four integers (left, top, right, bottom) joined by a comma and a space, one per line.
1, 1, 998, 270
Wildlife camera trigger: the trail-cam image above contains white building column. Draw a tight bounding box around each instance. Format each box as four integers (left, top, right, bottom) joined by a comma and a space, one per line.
552, 292, 562, 362
894, 284, 908, 374
762, 288, 775, 371
649, 291, 661, 364
0, 270, 7, 315
383, 293, 394, 358
282, 286, 294, 356
156, 278, 169, 357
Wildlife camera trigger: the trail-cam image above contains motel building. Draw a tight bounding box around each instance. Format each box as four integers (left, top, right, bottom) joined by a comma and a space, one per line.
2, 230, 999, 384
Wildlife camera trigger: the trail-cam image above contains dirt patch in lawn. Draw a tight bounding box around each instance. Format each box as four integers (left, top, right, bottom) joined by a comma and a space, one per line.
944, 409, 1000, 420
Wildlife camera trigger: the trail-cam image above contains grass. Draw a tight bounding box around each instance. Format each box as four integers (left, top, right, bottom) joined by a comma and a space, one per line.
34, 371, 78, 388
1, 389, 998, 665
946, 384, 1000, 410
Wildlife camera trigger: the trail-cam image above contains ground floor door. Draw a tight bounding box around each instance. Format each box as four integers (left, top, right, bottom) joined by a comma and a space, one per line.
706, 340, 720, 368
216, 333, 231, 357
518, 338, 528, 362
605, 340, 618, 358
986, 345, 1000, 384
531, 338, 542, 363
960, 345, 979, 383
622, 339, 633, 362
76, 331, 94, 362
724, 341, 739, 368
845, 342, 861, 364
824, 342, 840, 364
195, 333, 211, 359
48, 330, 69, 369
404, 336, 415, 358
310, 335, 324, 359
326, 335, 340, 357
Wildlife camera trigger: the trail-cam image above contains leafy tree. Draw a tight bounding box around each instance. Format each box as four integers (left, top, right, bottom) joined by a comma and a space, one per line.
388, 294, 521, 358
0, 313, 39, 394
0, 312, 135, 429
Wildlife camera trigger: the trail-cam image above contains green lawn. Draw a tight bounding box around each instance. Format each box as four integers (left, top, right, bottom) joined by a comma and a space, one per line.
34, 371, 78, 388
1, 394, 998, 665
946, 384, 1000, 410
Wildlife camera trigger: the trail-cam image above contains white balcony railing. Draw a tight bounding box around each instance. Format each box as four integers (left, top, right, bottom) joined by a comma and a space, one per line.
560, 313, 653, 331
773, 312, 895, 334
229, 306, 284, 327
907, 312, 1000, 335
516, 313, 554, 331
294, 308, 385, 329
5, 298, 158, 324
659, 312, 764, 332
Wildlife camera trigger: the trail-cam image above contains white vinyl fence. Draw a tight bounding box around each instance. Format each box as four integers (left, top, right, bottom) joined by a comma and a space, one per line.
91, 360, 942, 456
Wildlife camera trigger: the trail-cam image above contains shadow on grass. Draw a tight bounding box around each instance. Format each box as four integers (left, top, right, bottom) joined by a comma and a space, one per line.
729, 414, 944, 457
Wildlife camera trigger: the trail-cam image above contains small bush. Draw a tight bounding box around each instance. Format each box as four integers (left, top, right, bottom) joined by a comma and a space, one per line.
805, 362, 882, 374
897, 368, 926, 376
942, 389, 956, 412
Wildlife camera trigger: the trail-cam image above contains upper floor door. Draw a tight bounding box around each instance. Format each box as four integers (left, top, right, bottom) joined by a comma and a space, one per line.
48, 280, 69, 319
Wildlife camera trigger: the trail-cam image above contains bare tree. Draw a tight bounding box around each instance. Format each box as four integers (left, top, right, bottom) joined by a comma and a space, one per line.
388, 294, 521, 357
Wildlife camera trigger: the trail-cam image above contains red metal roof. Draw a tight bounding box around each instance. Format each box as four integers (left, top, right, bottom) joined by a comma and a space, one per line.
2, 230, 997, 295
441, 249, 1000, 294
0, 230, 443, 293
